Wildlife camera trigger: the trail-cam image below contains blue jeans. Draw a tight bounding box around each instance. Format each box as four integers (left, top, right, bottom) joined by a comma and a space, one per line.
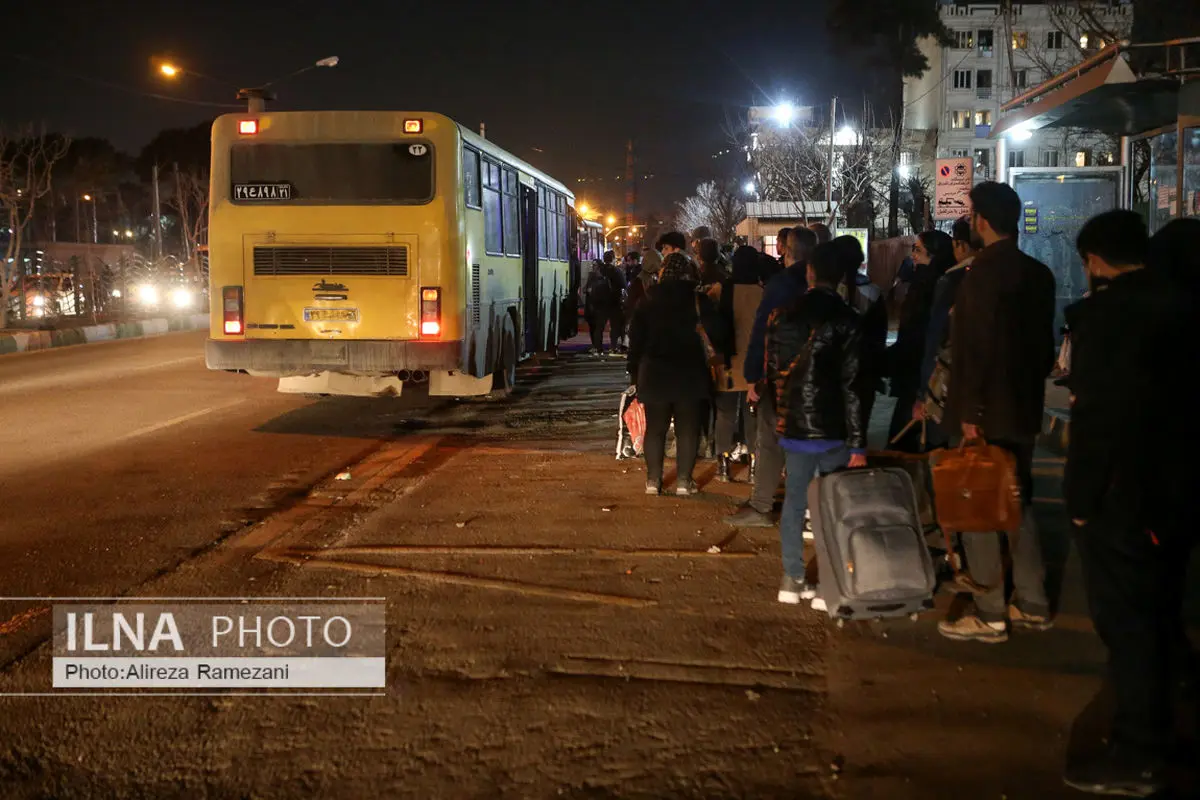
780, 445, 851, 579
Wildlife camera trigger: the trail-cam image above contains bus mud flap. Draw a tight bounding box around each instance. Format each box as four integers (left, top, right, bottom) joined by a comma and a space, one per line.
428, 370, 493, 397
277, 372, 403, 397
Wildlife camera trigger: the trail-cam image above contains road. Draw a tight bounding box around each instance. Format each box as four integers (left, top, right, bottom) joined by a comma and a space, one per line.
0, 331, 1195, 799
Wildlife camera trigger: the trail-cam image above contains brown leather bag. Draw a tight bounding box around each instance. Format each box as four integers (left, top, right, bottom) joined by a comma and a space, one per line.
929, 438, 1022, 535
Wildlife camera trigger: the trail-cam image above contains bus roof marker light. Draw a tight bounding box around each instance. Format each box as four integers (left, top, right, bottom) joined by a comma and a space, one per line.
238, 119, 259, 135
404, 119, 423, 134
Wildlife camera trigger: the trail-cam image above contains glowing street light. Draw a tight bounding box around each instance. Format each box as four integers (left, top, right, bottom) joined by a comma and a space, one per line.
160, 63, 180, 78
578, 204, 589, 215
1010, 122, 1035, 142
744, 181, 756, 195
606, 214, 617, 226
771, 101, 796, 127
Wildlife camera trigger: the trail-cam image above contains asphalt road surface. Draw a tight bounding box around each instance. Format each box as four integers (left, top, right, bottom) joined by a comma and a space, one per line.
0, 331, 1195, 799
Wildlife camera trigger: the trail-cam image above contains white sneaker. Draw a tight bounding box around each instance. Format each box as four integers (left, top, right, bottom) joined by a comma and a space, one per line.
810, 596, 827, 612
778, 576, 805, 604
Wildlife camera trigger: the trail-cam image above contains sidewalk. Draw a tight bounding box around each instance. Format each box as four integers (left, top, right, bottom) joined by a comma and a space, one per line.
177, 352, 1200, 794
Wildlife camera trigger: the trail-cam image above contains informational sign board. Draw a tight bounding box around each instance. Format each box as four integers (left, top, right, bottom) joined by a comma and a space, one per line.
934, 158, 974, 220
840, 228, 869, 261
1023, 205, 1039, 234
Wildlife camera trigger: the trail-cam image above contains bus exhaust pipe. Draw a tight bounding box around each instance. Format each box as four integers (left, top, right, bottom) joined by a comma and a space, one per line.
411, 370, 428, 383
397, 370, 412, 382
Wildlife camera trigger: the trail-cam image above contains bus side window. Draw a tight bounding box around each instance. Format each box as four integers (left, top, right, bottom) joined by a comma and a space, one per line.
464, 148, 481, 209
483, 159, 503, 255
537, 186, 547, 259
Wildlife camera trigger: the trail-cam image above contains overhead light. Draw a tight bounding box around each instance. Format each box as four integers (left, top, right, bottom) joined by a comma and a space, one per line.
1010, 122, 1034, 142
771, 101, 796, 127
744, 181, 756, 194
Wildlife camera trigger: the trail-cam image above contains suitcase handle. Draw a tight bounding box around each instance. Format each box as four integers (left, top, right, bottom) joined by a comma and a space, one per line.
889, 417, 927, 450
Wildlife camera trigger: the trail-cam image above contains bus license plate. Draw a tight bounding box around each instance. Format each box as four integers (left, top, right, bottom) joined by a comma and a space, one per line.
303, 307, 359, 322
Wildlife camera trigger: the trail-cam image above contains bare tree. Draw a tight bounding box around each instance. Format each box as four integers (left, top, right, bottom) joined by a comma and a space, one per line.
0, 127, 71, 327
674, 181, 746, 243
170, 165, 209, 278
1000, 1, 1128, 168
740, 101, 902, 234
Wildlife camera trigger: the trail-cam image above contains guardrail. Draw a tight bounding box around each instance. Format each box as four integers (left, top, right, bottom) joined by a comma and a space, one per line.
0, 313, 208, 356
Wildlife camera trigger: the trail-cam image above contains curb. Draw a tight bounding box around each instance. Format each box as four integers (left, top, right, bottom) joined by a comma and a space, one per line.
0, 313, 208, 357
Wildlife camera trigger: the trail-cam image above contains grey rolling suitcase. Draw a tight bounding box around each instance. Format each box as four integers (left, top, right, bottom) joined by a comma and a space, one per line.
807, 467, 936, 625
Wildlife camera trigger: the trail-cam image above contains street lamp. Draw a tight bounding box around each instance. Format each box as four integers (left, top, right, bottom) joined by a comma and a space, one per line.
240, 56, 339, 112
771, 101, 796, 127
157, 57, 338, 112
606, 214, 617, 226
743, 181, 756, 195
80, 194, 98, 244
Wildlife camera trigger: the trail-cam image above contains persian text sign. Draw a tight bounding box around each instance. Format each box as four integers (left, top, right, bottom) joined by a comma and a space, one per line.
51, 600, 385, 691
935, 158, 974, 220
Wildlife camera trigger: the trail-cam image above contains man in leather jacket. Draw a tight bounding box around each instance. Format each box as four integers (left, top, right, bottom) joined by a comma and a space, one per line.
765, 241, 867, 610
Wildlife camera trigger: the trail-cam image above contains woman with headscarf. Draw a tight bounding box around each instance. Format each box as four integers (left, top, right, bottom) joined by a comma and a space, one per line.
713, 245, 765, 481
624, 248, 661, 326
887, 229, 955, 451
628, 252, 728, 496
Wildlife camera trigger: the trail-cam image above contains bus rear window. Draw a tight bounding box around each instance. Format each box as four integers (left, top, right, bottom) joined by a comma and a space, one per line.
230, 142, 434, 204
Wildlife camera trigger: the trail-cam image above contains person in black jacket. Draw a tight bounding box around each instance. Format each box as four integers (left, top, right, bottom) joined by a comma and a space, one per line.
938, 181, 1055, 644
912, 217, 979, 446
628, 252, 727, 497
832, 235, 887, 436
584, 251, 626, 355
766, 242, 866, 609
1061, 211, 1196, 797
888, 229, 955, 451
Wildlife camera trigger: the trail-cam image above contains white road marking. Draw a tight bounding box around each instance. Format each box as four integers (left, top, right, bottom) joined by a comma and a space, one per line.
113, 399, 246, 443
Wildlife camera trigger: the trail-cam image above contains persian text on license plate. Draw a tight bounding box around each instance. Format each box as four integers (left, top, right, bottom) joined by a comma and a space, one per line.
303, 307, 359, 322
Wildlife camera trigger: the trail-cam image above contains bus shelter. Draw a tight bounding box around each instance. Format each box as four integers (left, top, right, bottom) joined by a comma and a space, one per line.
988, 38, 1199, 330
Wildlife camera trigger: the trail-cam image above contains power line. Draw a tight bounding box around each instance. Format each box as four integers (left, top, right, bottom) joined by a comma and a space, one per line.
6, 53, 243, 110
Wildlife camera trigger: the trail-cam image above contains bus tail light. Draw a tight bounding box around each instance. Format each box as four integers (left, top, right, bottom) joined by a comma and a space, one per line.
222, 286, 244, 335
419, 287, 441, 337
238, 119, 258, 135
404, 119, 423, 134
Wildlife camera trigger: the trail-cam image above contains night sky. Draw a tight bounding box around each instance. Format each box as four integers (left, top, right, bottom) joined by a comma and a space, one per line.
5, 0, 870, 215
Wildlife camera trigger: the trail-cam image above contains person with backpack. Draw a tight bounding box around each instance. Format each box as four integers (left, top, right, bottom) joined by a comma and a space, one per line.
585, 251, 627, 355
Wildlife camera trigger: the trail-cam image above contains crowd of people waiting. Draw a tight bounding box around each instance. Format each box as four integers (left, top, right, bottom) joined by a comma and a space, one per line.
584, 182, 1198, 797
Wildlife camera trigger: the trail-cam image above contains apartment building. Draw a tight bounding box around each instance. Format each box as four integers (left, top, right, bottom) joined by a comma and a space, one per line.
906, 0, 1134, 180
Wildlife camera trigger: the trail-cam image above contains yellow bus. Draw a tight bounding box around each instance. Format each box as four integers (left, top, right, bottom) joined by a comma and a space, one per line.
204, 110, 577, 397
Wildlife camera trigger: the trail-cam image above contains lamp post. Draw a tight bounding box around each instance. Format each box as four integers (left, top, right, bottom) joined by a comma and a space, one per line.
81, 194, 98, 244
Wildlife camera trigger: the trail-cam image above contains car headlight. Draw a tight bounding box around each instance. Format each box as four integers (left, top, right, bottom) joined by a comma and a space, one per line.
170, 288, 192, 308
136, 285, 158, 305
